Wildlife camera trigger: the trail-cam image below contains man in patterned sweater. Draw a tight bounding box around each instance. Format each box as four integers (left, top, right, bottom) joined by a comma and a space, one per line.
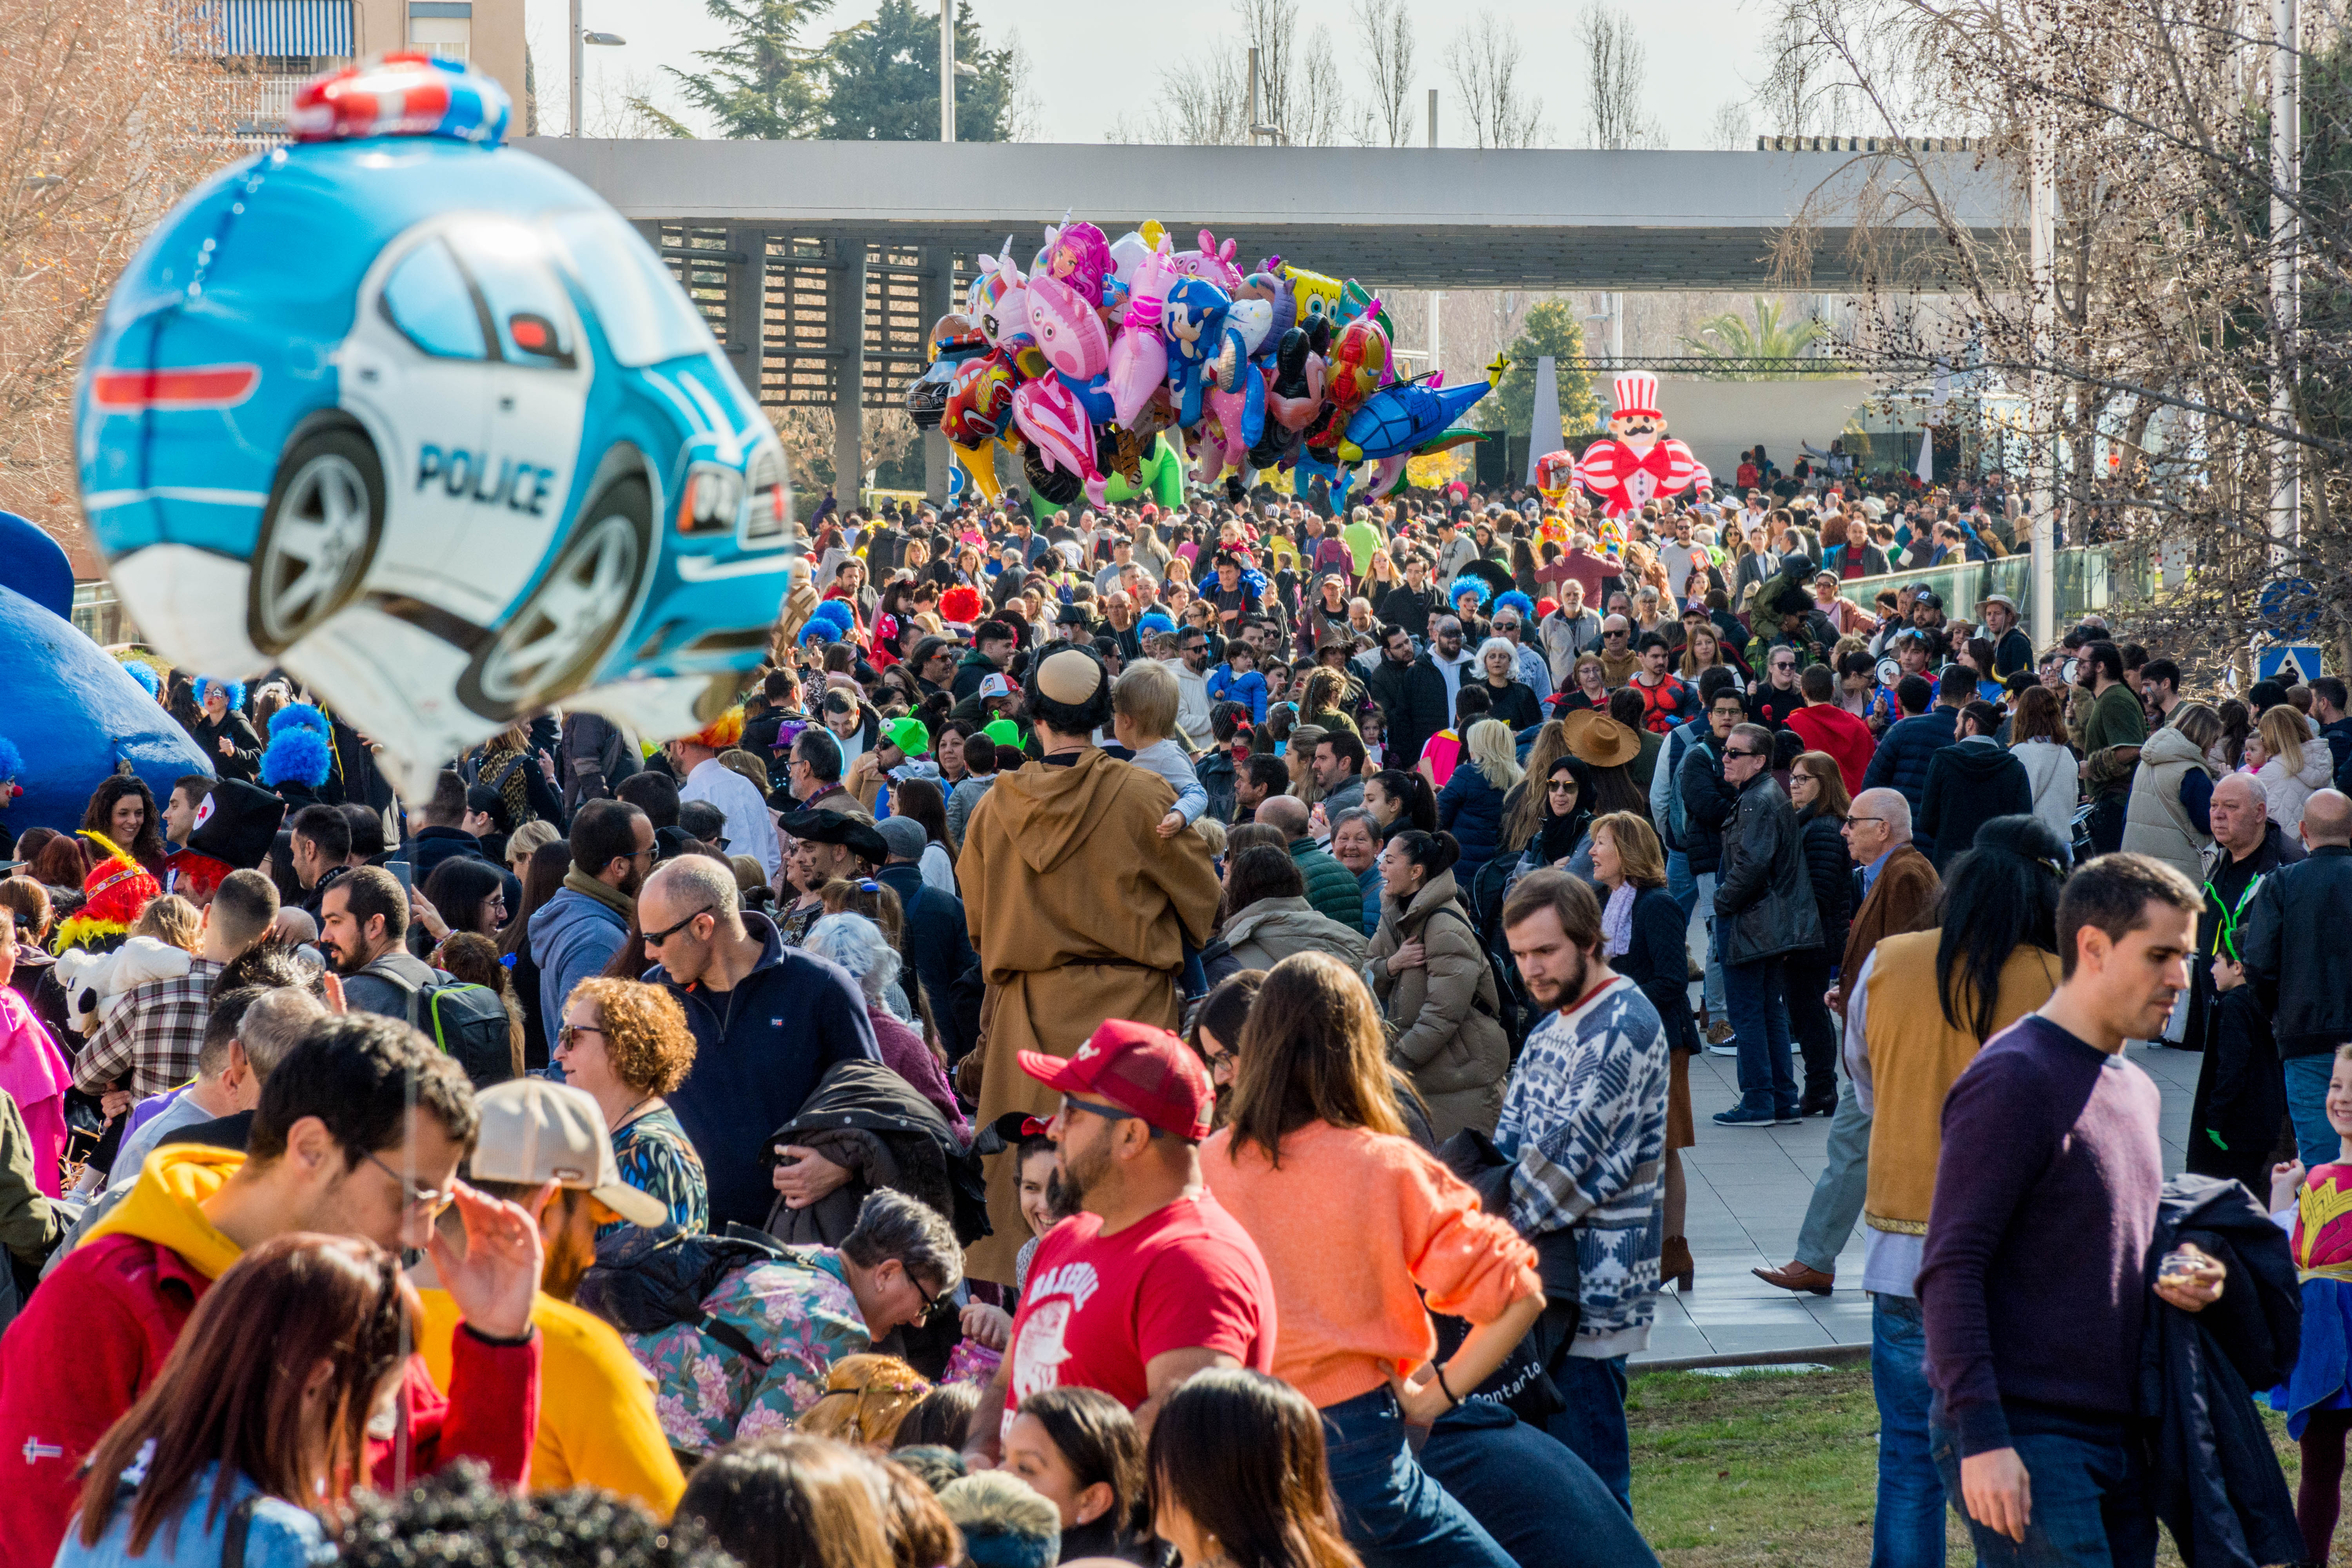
1496, 868, 1671, 1515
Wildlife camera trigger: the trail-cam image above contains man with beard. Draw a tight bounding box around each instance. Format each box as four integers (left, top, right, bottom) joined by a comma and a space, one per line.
962, 1020, 1276, 1465
1497, 869, 1671, 1509
319, 865, 444, 1020
528, 799, 653, 1027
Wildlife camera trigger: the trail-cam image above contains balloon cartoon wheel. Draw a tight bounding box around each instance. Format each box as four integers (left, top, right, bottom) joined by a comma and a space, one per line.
457, 475, 652, 719
249, 424, 385, 655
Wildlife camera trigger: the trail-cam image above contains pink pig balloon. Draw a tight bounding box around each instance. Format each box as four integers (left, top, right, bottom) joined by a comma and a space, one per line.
1025, 271, 1109, 380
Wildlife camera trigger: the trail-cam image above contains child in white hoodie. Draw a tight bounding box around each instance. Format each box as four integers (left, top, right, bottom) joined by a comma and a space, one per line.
1111, 660, 1209, 838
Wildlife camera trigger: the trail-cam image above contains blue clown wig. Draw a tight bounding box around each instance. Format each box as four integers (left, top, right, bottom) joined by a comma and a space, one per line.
0, 733, 22, 787
1494, 590, 1536, 621
270, 701, 330, 739
800, 599, 857, 647
1447, 575, 1493, 609
260, 724, 332, 789
193, 675, 245, 711
119, 660, 161, 697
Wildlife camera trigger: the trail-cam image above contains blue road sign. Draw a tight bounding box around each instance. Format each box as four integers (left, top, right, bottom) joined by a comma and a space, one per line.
2258, 578, 2323, 637
2259, 645, 2323, 683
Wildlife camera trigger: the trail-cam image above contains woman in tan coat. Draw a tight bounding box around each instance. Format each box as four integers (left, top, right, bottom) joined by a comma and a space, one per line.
1367, 828, 1508, 1139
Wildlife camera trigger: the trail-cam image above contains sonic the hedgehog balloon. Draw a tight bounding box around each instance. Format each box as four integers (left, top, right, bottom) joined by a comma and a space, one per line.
76, 53, 809, 801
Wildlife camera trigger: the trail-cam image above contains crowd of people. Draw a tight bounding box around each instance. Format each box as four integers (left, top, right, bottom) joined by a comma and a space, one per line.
0, 467, 2346, 1568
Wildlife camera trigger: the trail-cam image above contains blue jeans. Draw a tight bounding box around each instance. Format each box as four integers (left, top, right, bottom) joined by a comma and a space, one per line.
2285, 1053, 2339, 1169
1929, 1410, 2156, 1568
1722, 955, 1797, 1115
1871, 1295, 1945, 1568
1319, 1388, 1516, 1568
1419, 1401, 1659, 1568
1694, 872, 1726, 1019
1546, 1351, 1633, 1514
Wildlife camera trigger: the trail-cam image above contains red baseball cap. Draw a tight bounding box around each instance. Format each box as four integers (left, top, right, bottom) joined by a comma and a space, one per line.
1018, 1020, 1214, 1142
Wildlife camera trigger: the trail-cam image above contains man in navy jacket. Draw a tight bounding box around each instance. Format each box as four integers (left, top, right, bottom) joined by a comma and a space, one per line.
1861, 667, 1967, 815
639, 855, 879, 1230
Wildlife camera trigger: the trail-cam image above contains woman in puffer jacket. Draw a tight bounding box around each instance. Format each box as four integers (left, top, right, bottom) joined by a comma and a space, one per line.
1435, 719, 1523, 892
2246, 704, 2335, 838
1367, 829, 1508, 1140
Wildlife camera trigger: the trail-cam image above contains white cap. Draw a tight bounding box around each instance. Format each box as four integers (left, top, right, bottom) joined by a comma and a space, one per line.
469, 1079, 671, 1228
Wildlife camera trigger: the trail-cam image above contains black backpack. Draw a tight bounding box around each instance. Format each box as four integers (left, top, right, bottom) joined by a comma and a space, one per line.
1455, 860, 1536, 1055
371, 962, 515, 1090
576, 1223, 804, 1366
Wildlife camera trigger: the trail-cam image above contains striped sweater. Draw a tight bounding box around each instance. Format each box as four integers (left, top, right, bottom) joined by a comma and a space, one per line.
1492, 973, 1670, 1358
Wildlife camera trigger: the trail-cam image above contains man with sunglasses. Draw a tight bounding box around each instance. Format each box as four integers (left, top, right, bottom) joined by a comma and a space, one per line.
964, 1020, 1276, 1469
0, 1016, 544, 1566
638, 853, 878, 1232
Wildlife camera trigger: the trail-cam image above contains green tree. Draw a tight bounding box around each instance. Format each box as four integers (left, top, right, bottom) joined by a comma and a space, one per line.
820, 0, 1013, 142
1679, 296, 1831, 379
1479, 299, 1601, 446
667, 0, 833, 140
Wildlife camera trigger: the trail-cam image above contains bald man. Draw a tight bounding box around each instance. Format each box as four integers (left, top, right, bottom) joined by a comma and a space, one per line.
637, 854, 878, 1230
1258, 794, 1367, 933
2242, 788, 2344, 1168
1757, 787, 1940, 1297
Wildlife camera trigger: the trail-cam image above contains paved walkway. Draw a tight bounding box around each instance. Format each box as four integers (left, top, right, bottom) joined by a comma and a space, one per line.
1635, 1036, 2203, 1365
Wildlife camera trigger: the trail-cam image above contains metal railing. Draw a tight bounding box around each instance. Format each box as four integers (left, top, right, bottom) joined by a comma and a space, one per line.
1834, 544, 2152, 635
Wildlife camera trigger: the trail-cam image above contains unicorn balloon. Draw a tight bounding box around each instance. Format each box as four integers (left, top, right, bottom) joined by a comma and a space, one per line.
971, 240, 1033, 351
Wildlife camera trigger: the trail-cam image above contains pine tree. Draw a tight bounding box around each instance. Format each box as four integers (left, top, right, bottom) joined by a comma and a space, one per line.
667, 0, 832, 140
1480, 299, 1601, 446
819, 0, 1013, 141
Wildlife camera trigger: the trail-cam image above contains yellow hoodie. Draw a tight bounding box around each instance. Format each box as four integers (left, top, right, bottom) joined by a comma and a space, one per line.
80, 1144, 245, 1275
414, 1287, 684, 1516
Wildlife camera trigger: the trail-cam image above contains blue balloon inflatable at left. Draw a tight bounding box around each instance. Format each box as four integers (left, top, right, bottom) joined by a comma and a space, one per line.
0, 521, 213, 837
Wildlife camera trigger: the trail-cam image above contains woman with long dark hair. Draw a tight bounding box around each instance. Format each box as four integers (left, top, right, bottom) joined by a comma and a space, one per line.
1363, 769, 1437, 841
1204, 953, 1539, 1568
890, 778, 958, 891
1368, 831, 1509, 1138
1784, 751, 1853, 1117
60, 1234, 412, 1566
499, 839, 572, 1068
1587, 811, 1699, 1293
78, 775, 167, 876
1846, 814, 2063, 1568
1504, 756, 1595, 886
1005, 1386, 1156, 1564
1150, 1370, 1361, 1568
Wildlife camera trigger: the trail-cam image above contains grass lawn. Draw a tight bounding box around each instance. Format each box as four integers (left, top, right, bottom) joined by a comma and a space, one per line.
1627, 1365, 2321, 1566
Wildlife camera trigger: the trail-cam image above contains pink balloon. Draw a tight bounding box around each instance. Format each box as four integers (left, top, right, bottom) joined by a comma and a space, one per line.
1025, 271, 1109, 381
1105, 328, 1168, 428
1013, 376, 1100, 488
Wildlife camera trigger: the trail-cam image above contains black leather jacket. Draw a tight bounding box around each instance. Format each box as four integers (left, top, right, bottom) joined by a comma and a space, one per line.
1713, 773, 1823, 965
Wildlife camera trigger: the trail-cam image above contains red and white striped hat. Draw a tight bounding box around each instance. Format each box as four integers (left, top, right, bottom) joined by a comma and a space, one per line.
1612, 372, 1662, 420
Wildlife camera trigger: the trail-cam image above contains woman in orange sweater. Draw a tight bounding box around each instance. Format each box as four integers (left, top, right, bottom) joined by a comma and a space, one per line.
1202, 951, 1545, 1568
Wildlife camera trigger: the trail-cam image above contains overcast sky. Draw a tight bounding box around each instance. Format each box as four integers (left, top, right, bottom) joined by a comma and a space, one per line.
526, 0, 1775, 149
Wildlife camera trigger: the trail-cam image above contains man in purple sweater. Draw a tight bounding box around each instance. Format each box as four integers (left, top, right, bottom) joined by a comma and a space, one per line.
1919, 853, 2227, 1565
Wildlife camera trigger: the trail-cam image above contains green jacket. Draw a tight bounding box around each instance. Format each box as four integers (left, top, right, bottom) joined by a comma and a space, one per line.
1291, 837, 1372, 935
0, 1089, 60, 1269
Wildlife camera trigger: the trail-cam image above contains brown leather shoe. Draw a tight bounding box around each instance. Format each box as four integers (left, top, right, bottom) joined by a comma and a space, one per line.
1751, 1261, 1835, 1296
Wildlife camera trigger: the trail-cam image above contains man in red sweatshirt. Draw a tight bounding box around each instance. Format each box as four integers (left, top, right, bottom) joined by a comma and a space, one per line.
1785, 663, 1879, 798
0, 1013, 543, 1566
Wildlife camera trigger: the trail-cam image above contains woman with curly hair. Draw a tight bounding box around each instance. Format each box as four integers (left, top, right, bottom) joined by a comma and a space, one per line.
554, 977, 706, 1234
78, 775, 168, 876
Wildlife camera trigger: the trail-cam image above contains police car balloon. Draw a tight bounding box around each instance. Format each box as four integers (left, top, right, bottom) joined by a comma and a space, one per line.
77, 55, 801, 796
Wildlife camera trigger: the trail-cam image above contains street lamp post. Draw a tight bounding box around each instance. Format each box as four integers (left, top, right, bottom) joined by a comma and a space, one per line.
568, 0, 626, 137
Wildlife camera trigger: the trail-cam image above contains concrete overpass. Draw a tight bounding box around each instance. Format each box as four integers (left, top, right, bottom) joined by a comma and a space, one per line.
516, 138, 2018, 494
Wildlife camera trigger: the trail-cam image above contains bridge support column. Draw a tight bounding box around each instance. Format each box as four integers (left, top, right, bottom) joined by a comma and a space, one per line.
724, 225, 766, 417
833, 238, 867, 508
921, 246, 953, 508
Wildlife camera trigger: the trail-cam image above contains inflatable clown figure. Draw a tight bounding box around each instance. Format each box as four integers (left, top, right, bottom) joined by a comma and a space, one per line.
1572, 373, 1712, 519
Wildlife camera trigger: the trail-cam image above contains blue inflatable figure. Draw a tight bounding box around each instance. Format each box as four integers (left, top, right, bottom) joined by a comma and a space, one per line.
76, 54, 804, 800
0, 514, 214, 838
1162, 276, 1232, 429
